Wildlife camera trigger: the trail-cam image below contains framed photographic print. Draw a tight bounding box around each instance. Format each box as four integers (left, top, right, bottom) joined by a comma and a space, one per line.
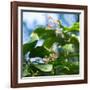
11, 1, 88, 88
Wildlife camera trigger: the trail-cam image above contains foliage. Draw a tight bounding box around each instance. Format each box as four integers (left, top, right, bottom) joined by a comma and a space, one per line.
22, 17, 80, 77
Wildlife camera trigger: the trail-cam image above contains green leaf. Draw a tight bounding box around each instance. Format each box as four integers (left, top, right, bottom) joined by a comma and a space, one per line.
63, 22, 80, 32
70, 22, 79, 31
30, 46, 50, 58
62, 44, 74, 53
22, 64, 31, 77
23, 41, 37, 55
34, 27, 56, 39
28, 32, 39, 43
34, 27, 46, 37
54, 61, 79, 75
23, 41, 51, 58
43, 37, 56, 49
70, 34, 79, 44
34, 64, 53, 72
58, 20, 64, 29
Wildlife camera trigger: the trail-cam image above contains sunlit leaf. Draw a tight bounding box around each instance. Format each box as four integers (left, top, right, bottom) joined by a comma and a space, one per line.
28, 32, 39, 43
62, 44, 74, 53
70, 22, 79, 31
34, 64, 53, 72
63, 22, 80, 32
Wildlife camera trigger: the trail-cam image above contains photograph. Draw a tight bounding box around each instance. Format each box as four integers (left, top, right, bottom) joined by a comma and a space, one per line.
22, 11, 80, 77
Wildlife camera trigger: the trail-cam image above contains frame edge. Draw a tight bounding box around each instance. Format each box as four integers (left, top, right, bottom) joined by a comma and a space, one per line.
11, 1, 88, 88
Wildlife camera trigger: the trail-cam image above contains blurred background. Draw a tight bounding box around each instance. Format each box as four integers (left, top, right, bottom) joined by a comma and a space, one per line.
22, 11, 79, 44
